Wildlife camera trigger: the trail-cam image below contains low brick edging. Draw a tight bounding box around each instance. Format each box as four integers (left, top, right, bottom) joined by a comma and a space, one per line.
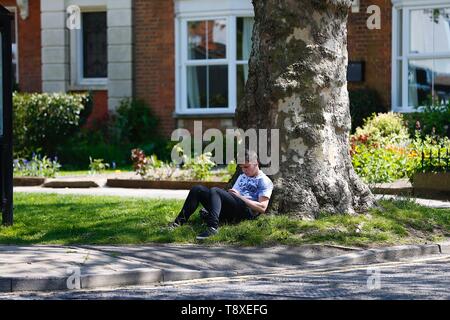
106, 179, 228, 190
412, 173, 450, 201
43, 180, 100, 189
13, 177, 46, 187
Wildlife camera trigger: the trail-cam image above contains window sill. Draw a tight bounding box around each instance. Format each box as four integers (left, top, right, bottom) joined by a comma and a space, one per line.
173, 112, 236, 119
68, 83, 108, 92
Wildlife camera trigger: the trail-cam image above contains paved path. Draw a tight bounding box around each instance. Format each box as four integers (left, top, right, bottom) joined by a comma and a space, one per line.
2, 254, 449, 300
0, 244, 355, 280
14, 186, 189, 200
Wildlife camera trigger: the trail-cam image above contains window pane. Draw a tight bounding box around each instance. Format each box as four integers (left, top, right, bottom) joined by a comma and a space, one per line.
408, 59, 433, 107
209, 65, 228, 108
237, 17, 254, 61
237, 64, 249, 105
187, 65, 228, 108
187, 66, 207, 108
188, 19, 227, 60
209, 19, 227, 59
434, 59, 450, 105
83, 12, 107, 78
188, 21, 207, 60
410, 8, 450, 54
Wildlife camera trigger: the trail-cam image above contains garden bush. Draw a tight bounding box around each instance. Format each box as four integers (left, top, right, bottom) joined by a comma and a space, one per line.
13, 92, 91, 158
351, 113, 411, 183
352, 112, 410, 147
351, 112, 450, 183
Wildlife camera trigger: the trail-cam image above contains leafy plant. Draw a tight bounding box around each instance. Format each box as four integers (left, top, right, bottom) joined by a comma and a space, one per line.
131, 149, 177, 181
89, 157, 110, 175
351, 144, 409, 183
13, 154, 61, 178
183, 152, 217, 181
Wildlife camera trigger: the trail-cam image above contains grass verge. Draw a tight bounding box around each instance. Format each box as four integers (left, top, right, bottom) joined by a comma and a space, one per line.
0, 193, 448, 247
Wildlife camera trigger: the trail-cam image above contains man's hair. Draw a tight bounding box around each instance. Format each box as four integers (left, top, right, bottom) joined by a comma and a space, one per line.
237, 149, 259, 165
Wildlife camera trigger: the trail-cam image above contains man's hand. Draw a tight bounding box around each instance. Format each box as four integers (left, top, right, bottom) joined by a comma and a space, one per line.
228, 189, 240, 196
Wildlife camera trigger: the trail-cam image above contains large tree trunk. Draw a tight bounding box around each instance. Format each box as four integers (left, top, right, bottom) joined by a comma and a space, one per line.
236, 0, 375, 219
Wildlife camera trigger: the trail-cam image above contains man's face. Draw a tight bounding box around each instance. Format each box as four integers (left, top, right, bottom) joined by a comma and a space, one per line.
239, 161, 259, 177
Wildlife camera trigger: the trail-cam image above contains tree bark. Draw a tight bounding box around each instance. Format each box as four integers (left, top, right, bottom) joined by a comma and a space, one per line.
235, 0, 375, 218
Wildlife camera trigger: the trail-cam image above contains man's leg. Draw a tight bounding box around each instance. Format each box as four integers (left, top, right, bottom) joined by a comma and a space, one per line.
174, 185, 212, 225
204, 187, 249, 229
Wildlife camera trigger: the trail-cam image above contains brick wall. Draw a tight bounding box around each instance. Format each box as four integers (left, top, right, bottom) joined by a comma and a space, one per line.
347, 0, 392, 110
134, 0, 176, 137
0, 0, 41, 93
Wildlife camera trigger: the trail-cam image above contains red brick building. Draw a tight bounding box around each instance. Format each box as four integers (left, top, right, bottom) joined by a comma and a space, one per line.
2, 0, 450, 137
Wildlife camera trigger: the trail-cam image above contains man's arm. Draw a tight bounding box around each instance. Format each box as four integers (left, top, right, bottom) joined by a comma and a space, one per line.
228, 189, 269, 214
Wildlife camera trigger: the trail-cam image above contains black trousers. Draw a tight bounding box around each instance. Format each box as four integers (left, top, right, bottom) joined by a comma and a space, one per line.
175, 185, 257, 229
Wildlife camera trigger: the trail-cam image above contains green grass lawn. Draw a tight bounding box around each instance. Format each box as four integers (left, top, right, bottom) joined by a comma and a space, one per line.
57, 166, 134, 176
0, 193, 448, 247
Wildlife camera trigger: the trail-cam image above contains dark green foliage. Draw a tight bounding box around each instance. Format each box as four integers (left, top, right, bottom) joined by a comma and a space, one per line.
403, 97, 450, 138
13, 92, 90, 158
56, 98, 173, 169
349, 88, 387, 133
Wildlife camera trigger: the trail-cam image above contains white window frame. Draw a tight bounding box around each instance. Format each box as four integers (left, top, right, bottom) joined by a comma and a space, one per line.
6, 6, 19, 84
71, 6, 108, 88
175, 8, 254, 115
392, 0, 450, 112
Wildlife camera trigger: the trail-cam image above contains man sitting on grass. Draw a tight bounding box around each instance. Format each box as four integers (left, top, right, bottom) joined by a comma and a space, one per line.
169, 150, 274, 240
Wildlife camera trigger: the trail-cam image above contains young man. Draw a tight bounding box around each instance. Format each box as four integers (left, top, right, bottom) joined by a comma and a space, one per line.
169, 150, 274, 240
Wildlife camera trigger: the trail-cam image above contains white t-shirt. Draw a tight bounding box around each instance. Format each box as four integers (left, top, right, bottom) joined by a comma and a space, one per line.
232, 171, 273, 201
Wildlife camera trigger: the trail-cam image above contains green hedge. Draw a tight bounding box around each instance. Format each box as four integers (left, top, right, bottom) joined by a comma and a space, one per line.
13, 92, 91, 158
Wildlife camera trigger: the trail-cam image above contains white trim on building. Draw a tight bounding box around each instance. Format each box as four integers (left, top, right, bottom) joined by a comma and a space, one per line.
392, 0, 450, 112
174, 0, 254, 116
41, 0, 133, 111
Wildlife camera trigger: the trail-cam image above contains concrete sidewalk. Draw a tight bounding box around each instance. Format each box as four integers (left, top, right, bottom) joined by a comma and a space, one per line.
1, 242, 448, 292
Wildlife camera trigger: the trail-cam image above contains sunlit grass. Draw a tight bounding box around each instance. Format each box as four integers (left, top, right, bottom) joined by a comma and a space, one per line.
0, 193, 448, 247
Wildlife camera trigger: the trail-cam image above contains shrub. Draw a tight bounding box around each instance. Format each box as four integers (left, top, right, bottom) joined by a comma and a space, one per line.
56, 131, 130, 170
349, 88, 386, 133
113, 98, 159, 145
352, 112, 410, 147
13, 92, 90, 158
351, 112, 411, 183
183, 152, 217, 181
